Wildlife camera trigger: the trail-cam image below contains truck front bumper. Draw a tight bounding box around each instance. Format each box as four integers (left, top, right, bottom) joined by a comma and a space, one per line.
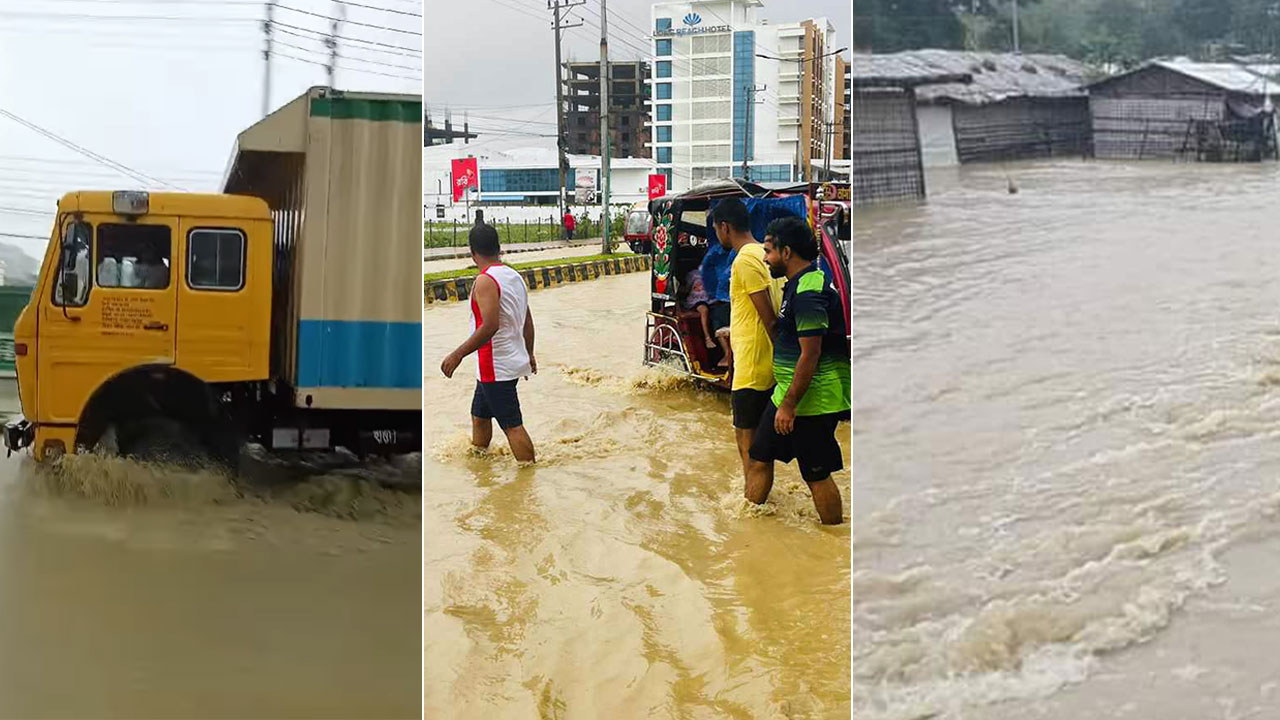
4, 418, 33, 456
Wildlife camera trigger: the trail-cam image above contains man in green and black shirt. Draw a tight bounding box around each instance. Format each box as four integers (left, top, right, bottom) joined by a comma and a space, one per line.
747, 215, 851, 525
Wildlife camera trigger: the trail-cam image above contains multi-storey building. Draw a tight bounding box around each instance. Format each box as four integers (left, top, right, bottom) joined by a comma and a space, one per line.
563, 60, 653, 159
648, 0, 840, 191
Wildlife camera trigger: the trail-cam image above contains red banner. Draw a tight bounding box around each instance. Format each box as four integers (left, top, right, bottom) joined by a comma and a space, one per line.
647, 173, 667, 200
452, 157, 478, 202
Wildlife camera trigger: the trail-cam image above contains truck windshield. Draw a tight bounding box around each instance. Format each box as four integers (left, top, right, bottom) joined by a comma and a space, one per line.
625, 211, 649, 235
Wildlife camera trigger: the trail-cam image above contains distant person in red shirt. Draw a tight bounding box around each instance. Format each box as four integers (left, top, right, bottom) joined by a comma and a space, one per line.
563, 210, 576, 240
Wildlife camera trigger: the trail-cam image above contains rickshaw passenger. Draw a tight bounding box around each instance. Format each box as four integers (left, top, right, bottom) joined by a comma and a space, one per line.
679, 266, 721, 353
700, 237, 735, 368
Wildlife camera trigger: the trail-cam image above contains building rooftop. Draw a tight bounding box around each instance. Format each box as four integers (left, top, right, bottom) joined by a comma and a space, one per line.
851, 50, 1088, 104
1092, 59, 1280, 96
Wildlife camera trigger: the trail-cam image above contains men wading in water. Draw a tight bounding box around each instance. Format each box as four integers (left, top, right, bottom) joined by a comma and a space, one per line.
440, 224, 538, 462
714, 197, 781, 479
749, 216, 851, 525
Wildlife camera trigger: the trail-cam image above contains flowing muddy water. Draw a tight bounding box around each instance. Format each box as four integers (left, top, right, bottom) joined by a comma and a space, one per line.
854, 161, 1280, 718
0, 381, 420, 719
423, 272, 852, 718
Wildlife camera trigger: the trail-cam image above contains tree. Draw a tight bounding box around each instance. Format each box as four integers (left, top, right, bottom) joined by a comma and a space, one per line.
852, 0, 966, 52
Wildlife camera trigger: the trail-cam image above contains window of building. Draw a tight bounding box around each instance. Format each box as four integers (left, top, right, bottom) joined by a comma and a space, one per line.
622, 132, 630, 143
621, 115, 630, 126
656, 60, 672, 78
187, 228, 246, 291
96, 223, 171, 290
479, 168, 575, 193
656, 39, 672, 56
656, 125, 672, 142
578, 133, 587, 143
657, 147, 672, 164
657, 104, 672, 121
657, 83, 672, 100
577, 116, 585, 127
655, 17, 672, 32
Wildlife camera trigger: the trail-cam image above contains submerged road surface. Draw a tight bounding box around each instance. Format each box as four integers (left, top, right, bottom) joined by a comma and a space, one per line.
0, 382, 420, 718
424, 272, 852, 719
854, 161, 1280, 718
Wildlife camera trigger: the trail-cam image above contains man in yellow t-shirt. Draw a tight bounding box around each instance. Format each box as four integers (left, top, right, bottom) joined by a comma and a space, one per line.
711, 197, 782, 479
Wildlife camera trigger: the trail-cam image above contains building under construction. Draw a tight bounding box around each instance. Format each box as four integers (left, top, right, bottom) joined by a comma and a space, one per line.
563, 60, 651, 159
424, 108, 476, 146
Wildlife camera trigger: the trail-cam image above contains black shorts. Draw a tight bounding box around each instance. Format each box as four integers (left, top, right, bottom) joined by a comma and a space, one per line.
709, 302, 730, 333
732, 387, 774, 430
471, 380, 524, 430
749, 404, 845, 482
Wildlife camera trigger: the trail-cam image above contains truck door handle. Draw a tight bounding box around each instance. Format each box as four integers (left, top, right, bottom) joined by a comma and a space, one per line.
142, 321, 169, 331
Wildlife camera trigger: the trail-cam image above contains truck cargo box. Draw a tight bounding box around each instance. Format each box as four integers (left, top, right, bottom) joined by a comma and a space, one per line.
223, 87, 421, 411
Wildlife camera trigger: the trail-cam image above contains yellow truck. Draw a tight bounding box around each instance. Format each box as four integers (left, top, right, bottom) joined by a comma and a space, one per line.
5, 88, 422, 465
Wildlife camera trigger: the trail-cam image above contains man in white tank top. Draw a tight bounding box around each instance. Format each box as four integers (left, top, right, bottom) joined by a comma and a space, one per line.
440, 224, 537, 462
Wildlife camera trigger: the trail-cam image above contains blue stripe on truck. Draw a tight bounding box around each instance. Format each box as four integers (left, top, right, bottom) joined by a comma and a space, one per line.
296, 320, 422, 389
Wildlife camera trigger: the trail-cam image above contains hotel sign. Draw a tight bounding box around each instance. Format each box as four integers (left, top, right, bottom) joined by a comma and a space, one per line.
655, 24, 730, 36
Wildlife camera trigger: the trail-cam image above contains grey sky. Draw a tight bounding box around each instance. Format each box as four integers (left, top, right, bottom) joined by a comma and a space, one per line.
0, 0, 421, 261
424, 0, 851, 115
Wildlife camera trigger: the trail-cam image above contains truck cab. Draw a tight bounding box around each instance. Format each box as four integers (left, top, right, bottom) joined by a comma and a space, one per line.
7, 190, 272, 461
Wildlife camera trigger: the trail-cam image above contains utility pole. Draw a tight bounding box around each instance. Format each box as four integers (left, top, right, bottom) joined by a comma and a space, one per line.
599, 0, 611, 253
261, 2, 274, 117
1011, 0, 1020, 54
741, 83, 765, 181
550, 0, 585, 239
325, 2, 346, 87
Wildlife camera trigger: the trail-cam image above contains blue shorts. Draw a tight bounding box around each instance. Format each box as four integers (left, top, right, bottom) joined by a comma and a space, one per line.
471, 380, 524, 430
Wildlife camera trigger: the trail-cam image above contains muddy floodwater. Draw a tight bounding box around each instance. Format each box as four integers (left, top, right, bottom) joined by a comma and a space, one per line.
854, 161, 1280, 718
0, 381, 420, 719
423, 272, 852, 718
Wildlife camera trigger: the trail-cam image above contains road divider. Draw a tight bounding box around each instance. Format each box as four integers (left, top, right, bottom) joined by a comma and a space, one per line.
425, 255, 651, 304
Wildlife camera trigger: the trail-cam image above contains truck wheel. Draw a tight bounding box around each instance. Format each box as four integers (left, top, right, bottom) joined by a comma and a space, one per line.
126, 418, 212, 470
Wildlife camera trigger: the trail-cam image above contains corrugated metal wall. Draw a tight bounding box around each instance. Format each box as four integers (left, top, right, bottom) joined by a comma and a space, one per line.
951, 97, 1091, 163
851, 88, 925, 206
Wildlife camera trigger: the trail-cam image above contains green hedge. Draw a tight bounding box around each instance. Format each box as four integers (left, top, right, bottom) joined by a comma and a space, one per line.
423, 213, 630, 249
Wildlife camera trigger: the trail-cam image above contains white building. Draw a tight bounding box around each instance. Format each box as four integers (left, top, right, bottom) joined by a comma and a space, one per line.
422, 139, 655, 222
648, 0, 840, 192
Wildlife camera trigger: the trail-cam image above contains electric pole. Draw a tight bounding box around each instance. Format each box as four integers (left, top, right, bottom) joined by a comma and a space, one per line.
741, 83, 765, 182
325, 2, 346, 87
550, 0, 585, 240
1011, 0, 1020, 54
599, 0, 611, 253
261, 1, 274, 117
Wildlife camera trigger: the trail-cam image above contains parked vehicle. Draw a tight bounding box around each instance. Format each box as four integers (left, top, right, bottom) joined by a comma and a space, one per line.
624, 201, 652, 254
5, 88, 422, 465
643, 179, 850, 390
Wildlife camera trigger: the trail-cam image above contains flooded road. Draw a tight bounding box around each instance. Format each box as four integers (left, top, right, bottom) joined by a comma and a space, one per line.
854, 161, 1280, 718
0, 382, 420, 718
423, 272, 852, 719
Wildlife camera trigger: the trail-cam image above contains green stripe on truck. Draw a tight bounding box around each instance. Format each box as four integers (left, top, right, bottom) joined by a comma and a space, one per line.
310, 97, 422, 122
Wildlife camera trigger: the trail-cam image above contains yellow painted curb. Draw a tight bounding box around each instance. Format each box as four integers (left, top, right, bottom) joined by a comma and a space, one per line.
425, 255, 651, 304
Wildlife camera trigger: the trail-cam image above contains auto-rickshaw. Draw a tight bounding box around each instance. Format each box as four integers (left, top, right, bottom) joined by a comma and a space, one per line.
624, 201, 652, 254
643, 179, 851, 390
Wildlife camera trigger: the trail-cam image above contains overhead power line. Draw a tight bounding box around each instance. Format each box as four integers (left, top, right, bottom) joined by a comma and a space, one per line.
270, 20, 419, 53
274, 3, 420, 36
275, 52, 419, 81
0, 107, 184, 190
331, 0, 422, 18
0, 10, 255, 23
273, 39, 420, 71
271, 24, 417, 58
